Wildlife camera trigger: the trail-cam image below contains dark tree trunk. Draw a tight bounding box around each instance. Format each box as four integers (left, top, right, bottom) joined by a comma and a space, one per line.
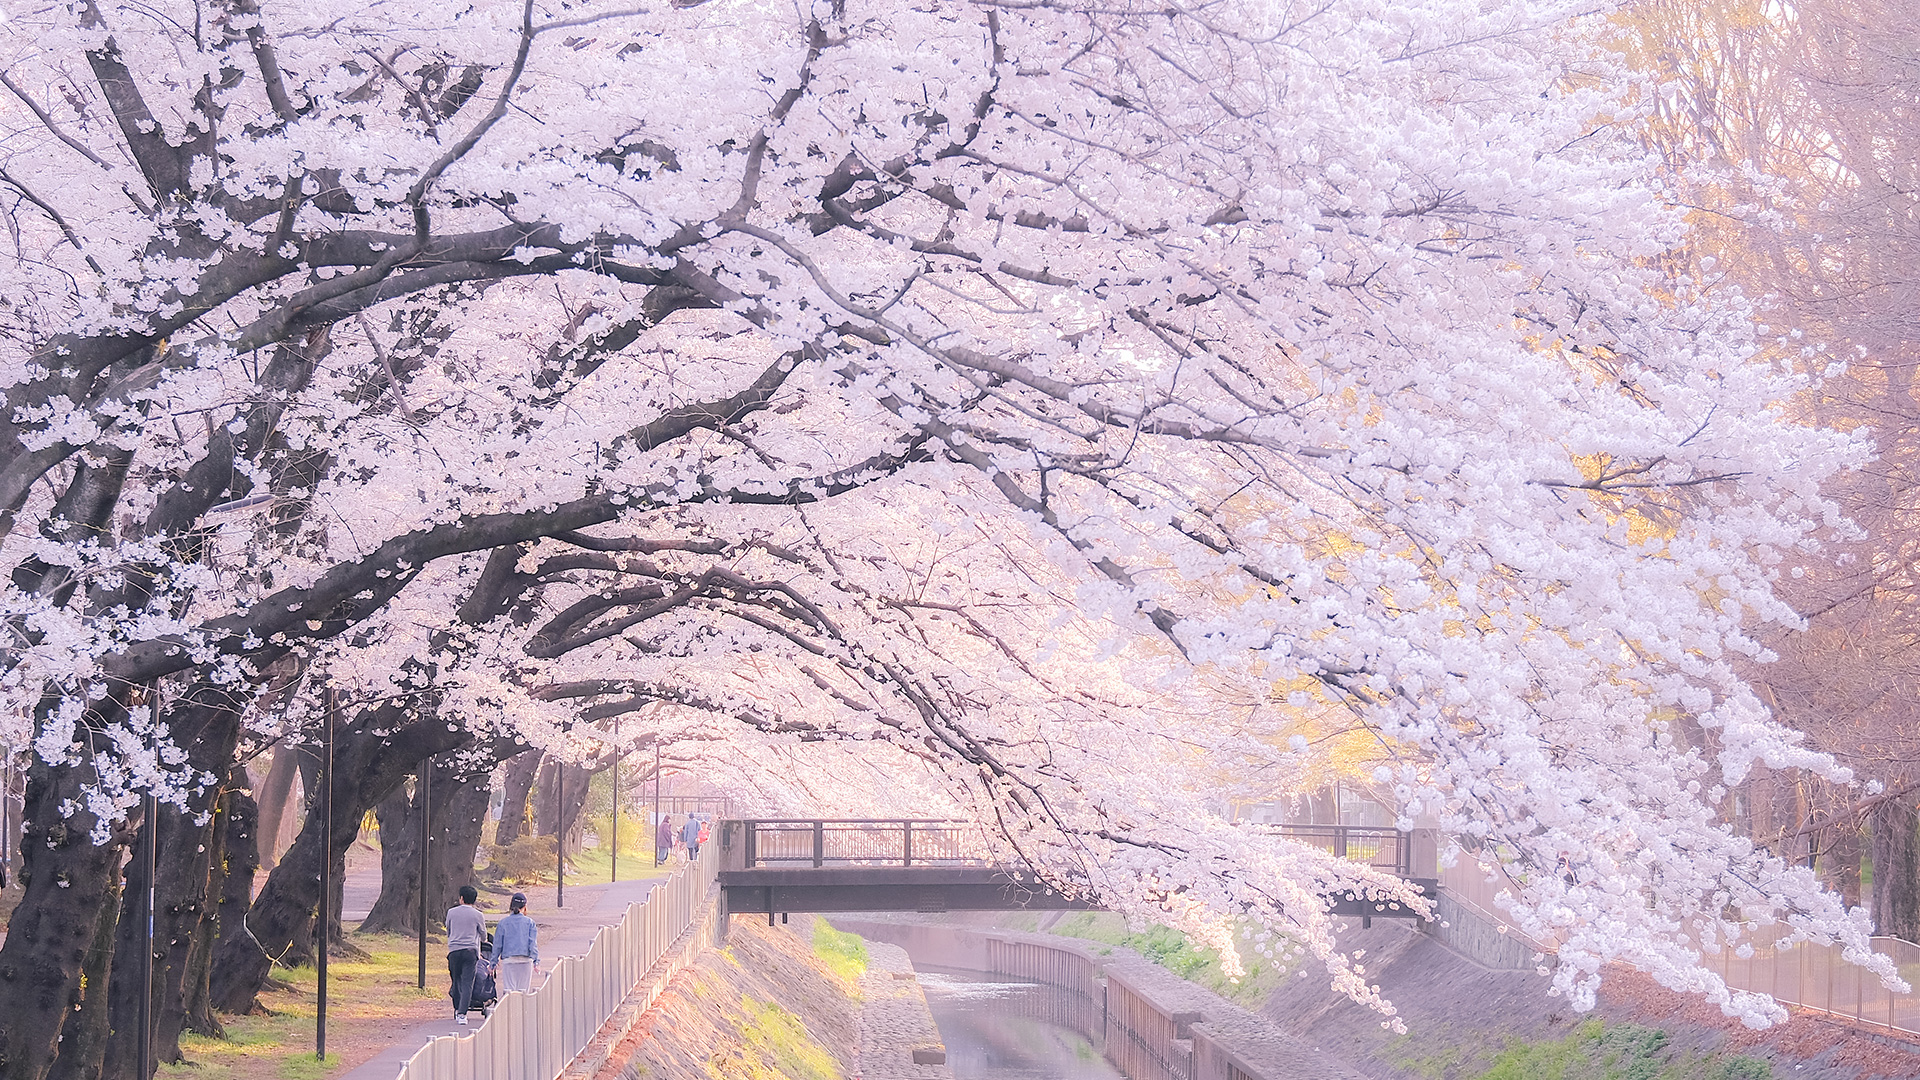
361, 782, 423, 934
494, 750, 541, 847
433, 769, 494, 910
254, 746, 300, 873
0, 756, 130, 1080
363, 757, 499, 934
207, 704, 468, 1014
1871, 797, 1920, 940
102, 696, 243, 1080
186, 787, 254, 1039
1823, 821, 1865, 910
533, 759, 593, 844
42, 874, 121, 1080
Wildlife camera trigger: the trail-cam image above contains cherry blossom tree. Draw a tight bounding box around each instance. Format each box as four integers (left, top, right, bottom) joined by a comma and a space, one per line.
0, 0, 1893, 1074
1618, 0, 1920, 937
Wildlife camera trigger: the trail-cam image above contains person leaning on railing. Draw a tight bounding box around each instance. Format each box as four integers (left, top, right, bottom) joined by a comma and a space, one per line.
490, 891, 541, 993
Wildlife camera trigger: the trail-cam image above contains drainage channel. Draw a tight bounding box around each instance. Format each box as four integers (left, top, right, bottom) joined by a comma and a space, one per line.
916, 966, 1124, 1080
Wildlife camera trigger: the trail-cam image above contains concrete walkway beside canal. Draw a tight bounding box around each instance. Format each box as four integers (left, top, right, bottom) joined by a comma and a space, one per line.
339, 874, 665, 1080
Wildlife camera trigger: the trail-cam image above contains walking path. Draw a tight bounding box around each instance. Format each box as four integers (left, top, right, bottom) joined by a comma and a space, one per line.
339, 873, 667, 1080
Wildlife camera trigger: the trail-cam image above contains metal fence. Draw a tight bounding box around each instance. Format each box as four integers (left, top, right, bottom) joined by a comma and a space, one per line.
1709, 924, 1920, 1033
738, 818, 987, 867
394, 857, 718, 1080
1439, 860, 1920, 1034
1259, 824, 1413, 878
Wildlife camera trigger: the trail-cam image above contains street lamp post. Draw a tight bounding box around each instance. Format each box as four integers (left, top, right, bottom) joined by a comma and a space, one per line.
555, 760, 564, 909
611, 719, 619, 884
416, 758, 431, 989
137, 682, 159, 1080
652, 744, 661, 868
316, 685, 334, 1063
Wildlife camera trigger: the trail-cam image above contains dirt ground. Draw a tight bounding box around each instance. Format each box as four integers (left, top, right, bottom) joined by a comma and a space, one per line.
1261, 921, 1920, 1080
161, 932, 450, 1080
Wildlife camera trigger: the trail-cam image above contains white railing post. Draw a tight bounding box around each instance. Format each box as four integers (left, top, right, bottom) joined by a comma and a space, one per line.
392, 858, 716, 1080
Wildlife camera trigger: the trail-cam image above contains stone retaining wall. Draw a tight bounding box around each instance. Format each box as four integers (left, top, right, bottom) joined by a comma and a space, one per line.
831, 918, 1372, 1080
855, 940, 955, 1080
1418, 890, 1539, 972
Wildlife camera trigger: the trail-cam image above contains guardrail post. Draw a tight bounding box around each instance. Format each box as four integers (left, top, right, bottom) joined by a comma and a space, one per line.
903, 820, 913, 867
1334, 825, 1347, 859
745, 819, 757, 868
813, 820, 824, 867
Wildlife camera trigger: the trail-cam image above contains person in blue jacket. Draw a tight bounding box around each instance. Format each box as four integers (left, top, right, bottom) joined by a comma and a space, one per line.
490, 891, 540, 993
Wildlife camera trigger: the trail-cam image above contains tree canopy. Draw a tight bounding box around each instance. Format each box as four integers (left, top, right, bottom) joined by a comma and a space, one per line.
0, 0, 1897, 1073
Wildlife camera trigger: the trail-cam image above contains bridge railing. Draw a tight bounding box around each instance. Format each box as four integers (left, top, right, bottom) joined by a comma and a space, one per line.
1254, 824, 1416, 878
725, 819, 1429, 878
731, 818, 991, 868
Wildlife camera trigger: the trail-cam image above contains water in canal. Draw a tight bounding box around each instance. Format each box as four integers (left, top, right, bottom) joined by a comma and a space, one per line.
916, 968, 1125, 1080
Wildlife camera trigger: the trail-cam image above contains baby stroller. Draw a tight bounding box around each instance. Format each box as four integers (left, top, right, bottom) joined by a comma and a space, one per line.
453, 932, 501, 1021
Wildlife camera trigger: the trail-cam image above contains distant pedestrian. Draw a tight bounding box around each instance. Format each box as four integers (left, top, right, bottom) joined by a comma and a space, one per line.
446, 884, 486, 1025
656, 814, 673, 864
490, 891, 540, 993
682, 813, 702, 862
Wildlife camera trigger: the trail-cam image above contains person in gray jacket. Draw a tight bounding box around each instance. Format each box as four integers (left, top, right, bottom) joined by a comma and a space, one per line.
489, 891, 540, 993
682, 813, 702, 862
445, 884, 486, 1024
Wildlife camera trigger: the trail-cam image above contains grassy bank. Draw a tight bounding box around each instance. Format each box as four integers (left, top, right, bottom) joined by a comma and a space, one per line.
1389, 1019, 1773, 1080
160, 932, 447, 1080
1043, 911, 1279, 1007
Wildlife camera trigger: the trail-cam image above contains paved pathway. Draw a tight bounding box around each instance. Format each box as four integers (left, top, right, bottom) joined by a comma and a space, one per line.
339, 874, 666, 1080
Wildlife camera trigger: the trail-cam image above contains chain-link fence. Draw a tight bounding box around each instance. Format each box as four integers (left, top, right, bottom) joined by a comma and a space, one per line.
394, 856, 717, 1080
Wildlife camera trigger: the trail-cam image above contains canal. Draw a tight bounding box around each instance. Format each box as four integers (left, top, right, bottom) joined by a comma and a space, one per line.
917, 967, 1125, 1080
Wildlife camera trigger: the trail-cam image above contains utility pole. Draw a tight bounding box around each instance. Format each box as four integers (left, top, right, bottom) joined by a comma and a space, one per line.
416, 757, 431, 989
138, 680, 159, 1080
611, 720, 619, 884
316, 684, 334, 1062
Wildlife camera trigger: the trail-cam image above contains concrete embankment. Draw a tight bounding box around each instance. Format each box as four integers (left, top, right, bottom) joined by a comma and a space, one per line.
831, 915, 1373, 1080
854, 940, 954, 1080
586, 915, 856, 1079
1267, 916, 1920, 1080
585, 915, 953, 1080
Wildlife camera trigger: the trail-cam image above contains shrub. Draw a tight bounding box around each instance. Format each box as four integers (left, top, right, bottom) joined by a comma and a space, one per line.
484, 836, 557, 884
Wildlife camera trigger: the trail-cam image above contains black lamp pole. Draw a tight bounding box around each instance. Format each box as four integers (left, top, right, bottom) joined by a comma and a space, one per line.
611, 720, 620, 883
555, 760, 564, 909
138, 682, 158, 1080
416, 757, 431, 989
316, 685, 334, 1062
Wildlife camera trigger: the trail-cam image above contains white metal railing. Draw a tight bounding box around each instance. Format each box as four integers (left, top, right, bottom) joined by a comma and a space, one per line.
394, 856, 718, 1080
1440, 860, 1920, 1034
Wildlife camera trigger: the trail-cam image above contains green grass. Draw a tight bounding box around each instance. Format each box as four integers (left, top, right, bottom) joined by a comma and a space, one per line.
1046, 912, 1278, 1006
277, 1053, 344, 1080
1463, 1019, 1770, 1080
810, 918, 869, 983
563, 844, 675, 886
158, 933, 444, 1080
733, 997, 842, 1080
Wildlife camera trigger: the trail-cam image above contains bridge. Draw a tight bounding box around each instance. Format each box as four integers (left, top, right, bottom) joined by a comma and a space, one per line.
714, 819, 1439, 924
